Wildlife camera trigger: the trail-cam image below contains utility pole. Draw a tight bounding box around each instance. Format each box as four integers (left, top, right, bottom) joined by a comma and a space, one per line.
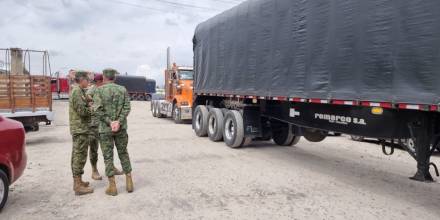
10, 48, 24, 75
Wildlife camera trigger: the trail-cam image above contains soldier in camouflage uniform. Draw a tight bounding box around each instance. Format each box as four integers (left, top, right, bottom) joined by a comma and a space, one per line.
69, 71, 94, 196
86, 74, 104, 180
86, 74, 124, 181
93, 68, 133, 196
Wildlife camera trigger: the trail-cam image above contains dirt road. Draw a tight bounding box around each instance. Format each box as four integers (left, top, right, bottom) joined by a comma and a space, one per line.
2, 101, 440, 219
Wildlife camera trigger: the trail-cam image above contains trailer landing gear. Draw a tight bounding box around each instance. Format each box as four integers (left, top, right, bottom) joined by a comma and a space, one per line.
408, 116, 438, 182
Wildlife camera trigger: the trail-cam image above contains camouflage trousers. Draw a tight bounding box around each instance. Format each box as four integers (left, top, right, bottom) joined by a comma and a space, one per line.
99, 130, 132, 177
71, 134, 90, 176
89, 131, 99, 166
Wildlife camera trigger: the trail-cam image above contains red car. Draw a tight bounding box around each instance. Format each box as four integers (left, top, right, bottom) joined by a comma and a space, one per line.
0, 116, 27, 210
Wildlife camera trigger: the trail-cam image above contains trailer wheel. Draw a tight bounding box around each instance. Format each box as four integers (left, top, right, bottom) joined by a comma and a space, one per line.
152, 101, 158, 117
138, 94, 145, 101
173, 105, 183, 124
0, 169, 9, 210
193, 105, 209, 137
129, 94, 135, 101
207, 108, 224, 142
223, 110, 245, 148
146, 94, 152, 101
156, 102, 165, 118
272, 122, 300, 146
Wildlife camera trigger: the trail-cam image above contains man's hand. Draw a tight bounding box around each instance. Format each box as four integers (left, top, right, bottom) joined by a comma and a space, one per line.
111, 121, 121, 132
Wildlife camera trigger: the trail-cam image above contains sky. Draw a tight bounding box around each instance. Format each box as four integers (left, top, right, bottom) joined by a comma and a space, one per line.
0, 0, 245, 85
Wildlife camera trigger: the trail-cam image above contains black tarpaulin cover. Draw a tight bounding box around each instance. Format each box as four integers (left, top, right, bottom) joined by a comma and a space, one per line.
115, 76, 148, 93
193, 0, 440, 105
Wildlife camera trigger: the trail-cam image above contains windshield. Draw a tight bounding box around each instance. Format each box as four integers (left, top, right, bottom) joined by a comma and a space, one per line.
179, 70, 194, 80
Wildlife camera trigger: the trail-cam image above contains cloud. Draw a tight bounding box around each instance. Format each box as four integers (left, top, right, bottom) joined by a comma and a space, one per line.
133, 64, 153, 78
0, 0, 245, 85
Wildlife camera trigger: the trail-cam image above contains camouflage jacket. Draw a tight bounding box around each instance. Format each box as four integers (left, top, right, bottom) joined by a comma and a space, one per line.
69, 85, 91, 135
86, 85, 99, 129
93, 82, 131, 134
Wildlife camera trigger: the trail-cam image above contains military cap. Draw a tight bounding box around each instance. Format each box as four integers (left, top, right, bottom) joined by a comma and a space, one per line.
103, 68, 119, 79
75, 71, 89, 80
94, 73, 103, 82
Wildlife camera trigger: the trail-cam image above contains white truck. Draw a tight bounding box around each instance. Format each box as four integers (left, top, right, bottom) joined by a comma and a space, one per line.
0, 48, 54, 132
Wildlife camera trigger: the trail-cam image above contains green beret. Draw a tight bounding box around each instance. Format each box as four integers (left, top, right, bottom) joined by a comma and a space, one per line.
75, 71, 89, 80
103, 68, 119, 79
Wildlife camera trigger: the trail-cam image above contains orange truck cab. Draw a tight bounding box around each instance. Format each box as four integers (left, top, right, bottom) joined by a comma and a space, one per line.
151, 63, 194, 123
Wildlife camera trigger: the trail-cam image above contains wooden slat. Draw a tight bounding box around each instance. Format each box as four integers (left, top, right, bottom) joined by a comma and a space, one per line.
14, 98, 32, 108
0, 75, 52, 112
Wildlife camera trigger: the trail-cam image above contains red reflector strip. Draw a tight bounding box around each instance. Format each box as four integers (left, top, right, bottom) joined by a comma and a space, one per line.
430, 105, 438, 111
332, 100, 356, 105
310, 99, 329, 104
361, 102, 393, 108
398, 104, 420, 110
290, 97, 306, 102
275, 96, 287, 101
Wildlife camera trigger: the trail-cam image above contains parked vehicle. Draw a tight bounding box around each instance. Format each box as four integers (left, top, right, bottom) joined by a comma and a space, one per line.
0, 115, 27, 210
151, 48, 193, 123
0, 48, 54, 132
192, 0, 440, 181
51, 72, 70, 100
115, 75, 156, 101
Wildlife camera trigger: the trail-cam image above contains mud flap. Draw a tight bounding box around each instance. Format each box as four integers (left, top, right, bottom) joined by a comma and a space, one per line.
243, 106, 261, 138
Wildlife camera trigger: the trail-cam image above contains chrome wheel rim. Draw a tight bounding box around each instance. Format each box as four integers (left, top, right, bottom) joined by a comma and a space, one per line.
174, 108, 180, 121
195, 112, 202, 130
225, 118, 234, 140
208, 116, 216, 134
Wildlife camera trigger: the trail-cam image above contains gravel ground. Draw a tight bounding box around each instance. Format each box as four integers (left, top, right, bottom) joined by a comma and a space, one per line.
2, 100, 440, 220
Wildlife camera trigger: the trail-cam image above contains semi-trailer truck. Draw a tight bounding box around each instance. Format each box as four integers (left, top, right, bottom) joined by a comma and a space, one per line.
192, 0, 440, 182
51, 72, 70, 100
115, 75, 156, 101
151, 48, 194, 123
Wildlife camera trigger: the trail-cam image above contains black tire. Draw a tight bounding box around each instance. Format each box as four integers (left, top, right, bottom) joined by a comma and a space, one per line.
138, 94, 145, 101
272, 122, 300, 146
146, 94, 152, 101
0, 169, 9, 211
173, 105, 183, 124
207, 108, 224, 142
303, 129, 327, 142
350, 135, 364, 142
223, 110, 245, 148
193, 105, 209, 137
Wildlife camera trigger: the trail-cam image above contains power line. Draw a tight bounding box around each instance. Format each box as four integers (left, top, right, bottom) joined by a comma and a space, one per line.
144, 0, 218, 11
107, 0, 168, 12
207, 0, 243, 4
107, 0, 243, 14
